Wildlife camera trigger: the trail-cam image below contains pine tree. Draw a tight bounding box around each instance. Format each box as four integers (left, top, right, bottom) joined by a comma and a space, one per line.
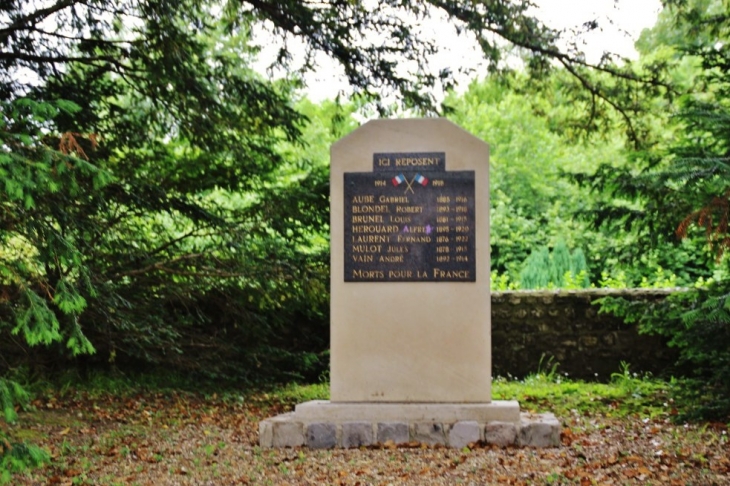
550, 239, 572, 287
570, 248, 591, 288
520, 246, 552, 289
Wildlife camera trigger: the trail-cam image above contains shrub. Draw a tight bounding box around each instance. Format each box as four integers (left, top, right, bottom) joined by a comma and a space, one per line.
599, 279, 730, 420
519, 240, 591, 289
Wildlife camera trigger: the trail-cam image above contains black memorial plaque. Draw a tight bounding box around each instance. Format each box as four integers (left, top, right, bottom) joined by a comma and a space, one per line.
344, 152, 476, 282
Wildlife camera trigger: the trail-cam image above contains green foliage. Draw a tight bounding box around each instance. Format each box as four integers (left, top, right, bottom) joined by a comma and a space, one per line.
0, 97, 110, 358
1, 0, 718, 480
550, 240, 572, 287
493, 361, 671, 419
444, 76, 650, 283
562, 270, 591, 290
252, 382, 330, 410
0, 378, 48, 483
11, 290, 61, 347
0, 0, 679, 389
519, 241, 591, 290
575, 0, 730, 285
599, 270, 631, 289
599, 275, 730, 419
0, 439, 50, 485
0, 379, 28, 424
520, 247, 552, 290
570, 249, 590, 288
490, 271, 519, 291
638, 267, 678, 289
0, 1, 332, 385
598, 267, 679, 289
586, 0, 730, 419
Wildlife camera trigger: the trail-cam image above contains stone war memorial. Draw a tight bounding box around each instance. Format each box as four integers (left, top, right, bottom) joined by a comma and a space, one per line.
259, 118, 560, 449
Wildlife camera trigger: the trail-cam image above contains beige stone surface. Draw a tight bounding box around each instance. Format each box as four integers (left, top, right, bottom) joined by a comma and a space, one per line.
330, 118, 490, 402
294, 400, 520, 423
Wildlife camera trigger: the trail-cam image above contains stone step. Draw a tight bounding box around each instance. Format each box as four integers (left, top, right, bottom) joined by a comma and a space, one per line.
259, 411, 560, 449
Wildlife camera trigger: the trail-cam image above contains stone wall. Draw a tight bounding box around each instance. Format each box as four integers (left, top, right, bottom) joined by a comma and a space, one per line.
491, 289, 681, 380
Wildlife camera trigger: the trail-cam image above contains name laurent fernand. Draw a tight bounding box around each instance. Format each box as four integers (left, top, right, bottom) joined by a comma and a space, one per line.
350, 227, 432, 240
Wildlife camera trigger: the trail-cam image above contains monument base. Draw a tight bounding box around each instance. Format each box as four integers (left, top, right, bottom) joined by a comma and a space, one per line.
259, 400, 560, 449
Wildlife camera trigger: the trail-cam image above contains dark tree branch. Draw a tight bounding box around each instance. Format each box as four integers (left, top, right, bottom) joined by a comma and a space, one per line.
26, 26, 136, 45
0, 51, 131, 69
0, 0, 76, 37
558, 59, 641, 145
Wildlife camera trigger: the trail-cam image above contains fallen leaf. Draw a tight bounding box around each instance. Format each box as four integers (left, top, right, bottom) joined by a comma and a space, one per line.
625, 455, 644, 464
623, 470, 636, 478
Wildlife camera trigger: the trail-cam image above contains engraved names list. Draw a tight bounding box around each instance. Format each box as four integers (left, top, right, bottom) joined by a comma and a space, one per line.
344, 152, 476, 282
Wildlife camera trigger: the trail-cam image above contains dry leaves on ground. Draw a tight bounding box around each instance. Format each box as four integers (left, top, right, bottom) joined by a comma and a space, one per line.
8, 390, 730, 485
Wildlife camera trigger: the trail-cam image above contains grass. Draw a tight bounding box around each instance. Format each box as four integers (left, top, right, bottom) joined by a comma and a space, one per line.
14, 361, 705, 425
249, 381, 329, 407
493, 360, 673, 419
239, 360, 673, 420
